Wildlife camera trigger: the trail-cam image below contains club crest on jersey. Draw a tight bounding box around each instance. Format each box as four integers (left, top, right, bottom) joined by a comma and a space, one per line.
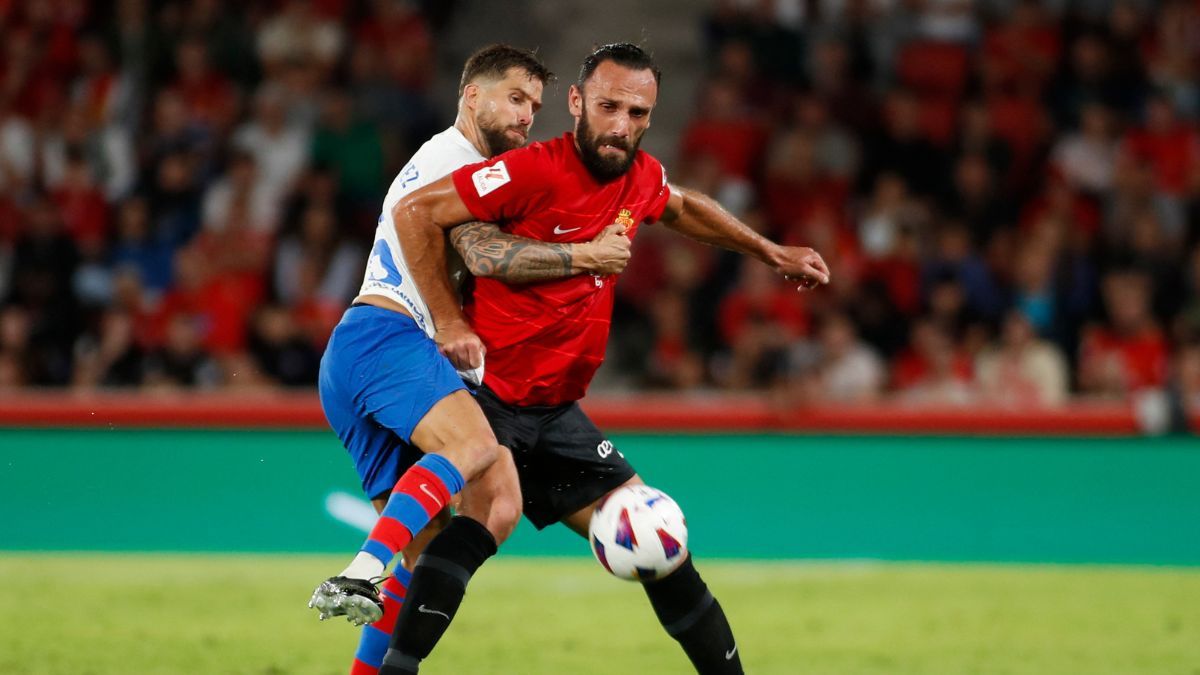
615, 208, 635, 229
472, 161, 511, 197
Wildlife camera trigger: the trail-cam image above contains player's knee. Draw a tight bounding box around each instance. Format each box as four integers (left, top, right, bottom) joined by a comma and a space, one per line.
485, 492, 523, 544
440, 438, 502, 480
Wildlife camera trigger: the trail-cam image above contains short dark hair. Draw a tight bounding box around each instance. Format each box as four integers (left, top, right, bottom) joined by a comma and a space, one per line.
458, 44, 555, 96
577, 43, 662, 89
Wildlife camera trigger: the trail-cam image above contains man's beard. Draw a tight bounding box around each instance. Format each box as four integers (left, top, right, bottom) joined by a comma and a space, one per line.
478, 110, 527, 156
576, 109, 640, 182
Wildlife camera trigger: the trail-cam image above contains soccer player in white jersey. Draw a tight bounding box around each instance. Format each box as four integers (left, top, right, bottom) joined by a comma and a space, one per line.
310, 44, 633, 675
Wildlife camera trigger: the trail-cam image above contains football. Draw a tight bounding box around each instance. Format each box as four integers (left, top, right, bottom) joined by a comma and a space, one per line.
589, 484, 689, 581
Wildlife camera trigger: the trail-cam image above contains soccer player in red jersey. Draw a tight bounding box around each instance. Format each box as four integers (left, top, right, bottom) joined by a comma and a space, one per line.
375, 44, 830, 675
307, 45, 635, 675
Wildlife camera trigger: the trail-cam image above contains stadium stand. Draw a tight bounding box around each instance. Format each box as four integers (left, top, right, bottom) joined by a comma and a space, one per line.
0, 0, 1197, 431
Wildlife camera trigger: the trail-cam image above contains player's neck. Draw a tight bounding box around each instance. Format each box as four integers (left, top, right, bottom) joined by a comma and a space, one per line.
454, 113, 491, 158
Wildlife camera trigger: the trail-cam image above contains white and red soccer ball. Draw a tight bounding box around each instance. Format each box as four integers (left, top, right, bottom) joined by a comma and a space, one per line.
589, 485, 688, 581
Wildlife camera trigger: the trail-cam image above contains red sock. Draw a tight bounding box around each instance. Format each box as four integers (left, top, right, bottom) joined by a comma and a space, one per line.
361, 455, 461, 566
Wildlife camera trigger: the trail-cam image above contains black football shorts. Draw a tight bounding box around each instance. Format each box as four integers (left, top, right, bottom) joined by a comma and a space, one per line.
474, 385, 636, 529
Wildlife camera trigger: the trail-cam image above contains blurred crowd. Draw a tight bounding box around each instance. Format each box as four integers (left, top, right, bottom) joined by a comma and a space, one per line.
0, 0, 449, 391
1, 0, 1199, 411
610, 0, 1200, 411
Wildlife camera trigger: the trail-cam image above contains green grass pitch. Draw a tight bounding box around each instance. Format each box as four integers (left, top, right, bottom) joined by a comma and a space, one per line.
3, 555, 1198, 674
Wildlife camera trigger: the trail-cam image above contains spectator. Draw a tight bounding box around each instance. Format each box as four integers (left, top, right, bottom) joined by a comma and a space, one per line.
951, 100, 1013, 184
257, 0, 344, 77
248, 304, 321, 387
165, 36, 239, 135
645, 290, 706, 390
762, 132, 841, 234
355, 0, 435, 94
1146, 0, 1200, 117
0, 100, 35, 196
202, 151, 279, 235
144, 312, 221, 389
812, 311, 886, 403
859, 89, 948, 198
153, 247, 254, 356
679, 77, 769, 184
232, 83, 311, 211
8, 198, 81, 384
1121, 93, 1199, 198
50, 149, 111, 248
40, 102, 135, 202
0, 306, 33, 388
942, 152, 1014, 248
716, 261, 809, 389
272, 203, 361, 307
310, 88, 385, 213
1052, 102, 1120, 195
1078, 269, 1170, 397
110, 197, 174, 296
1176, 342, 1200, 410
895, 319, 977, 405
976, 310, 1069, 407
73, 310, 145, 389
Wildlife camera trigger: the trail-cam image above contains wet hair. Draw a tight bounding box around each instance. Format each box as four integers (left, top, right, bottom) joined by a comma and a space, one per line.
458, 44, 555, 96
577, 42, 661, 89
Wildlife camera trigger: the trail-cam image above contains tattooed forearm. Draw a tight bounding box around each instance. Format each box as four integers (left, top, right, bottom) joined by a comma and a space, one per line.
449, 221, 577, 283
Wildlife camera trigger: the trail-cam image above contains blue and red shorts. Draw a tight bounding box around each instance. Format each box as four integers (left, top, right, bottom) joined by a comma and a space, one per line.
318, 304, 467, 499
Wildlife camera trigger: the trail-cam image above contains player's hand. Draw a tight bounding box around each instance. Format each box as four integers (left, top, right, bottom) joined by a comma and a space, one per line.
436, 320, 486, 370
768, 245, 831, 291
574, 224, 632, 275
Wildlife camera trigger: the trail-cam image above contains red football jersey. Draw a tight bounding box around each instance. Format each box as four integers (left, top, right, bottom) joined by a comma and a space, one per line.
450, 133, 671, 406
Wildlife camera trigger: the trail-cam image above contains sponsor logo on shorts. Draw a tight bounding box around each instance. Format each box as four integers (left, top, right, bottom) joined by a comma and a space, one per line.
597, 440, 622, 459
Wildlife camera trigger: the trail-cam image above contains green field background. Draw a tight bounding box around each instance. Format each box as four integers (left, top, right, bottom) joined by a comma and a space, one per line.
1, 430, 1198, 564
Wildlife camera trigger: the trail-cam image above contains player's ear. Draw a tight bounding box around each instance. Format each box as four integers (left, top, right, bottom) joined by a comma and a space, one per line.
568, 84, 583, 117
463, 82, 481, 111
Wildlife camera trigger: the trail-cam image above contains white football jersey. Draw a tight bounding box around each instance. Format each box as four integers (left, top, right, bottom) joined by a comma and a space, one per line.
358, 126, 485, 383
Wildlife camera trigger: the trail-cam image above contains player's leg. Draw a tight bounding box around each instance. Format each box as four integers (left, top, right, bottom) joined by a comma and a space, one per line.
350, 503, 451, 675
350, 388, 502, 577
311, 306, 502, 620
377, 449, 523, 675
562, 482, 744, 675
530, 401, 741, 675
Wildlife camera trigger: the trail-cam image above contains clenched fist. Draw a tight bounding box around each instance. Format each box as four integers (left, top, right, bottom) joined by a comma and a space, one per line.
574, 224, 632, 275
436, 320, 485, 370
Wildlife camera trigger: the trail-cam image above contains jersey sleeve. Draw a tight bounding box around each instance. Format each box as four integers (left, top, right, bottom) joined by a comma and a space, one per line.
450, 146, 548, 223
644, 158, 671, 223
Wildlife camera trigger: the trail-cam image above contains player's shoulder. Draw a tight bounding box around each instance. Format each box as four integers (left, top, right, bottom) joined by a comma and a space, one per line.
631, 148, 664, 173
493, 134, 566, 167
472, 135, 568, 186
630, 148, 667, 186
411, 127, 484, 172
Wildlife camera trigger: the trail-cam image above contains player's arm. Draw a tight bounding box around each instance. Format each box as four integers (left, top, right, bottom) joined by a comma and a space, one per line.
449, 222, 630, 283
391, 175, 485, 369
655, 184, 831, 289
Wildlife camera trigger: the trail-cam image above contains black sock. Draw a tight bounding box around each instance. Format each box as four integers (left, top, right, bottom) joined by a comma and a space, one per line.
378, 516, 497, 675
643, 556, 743, 674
